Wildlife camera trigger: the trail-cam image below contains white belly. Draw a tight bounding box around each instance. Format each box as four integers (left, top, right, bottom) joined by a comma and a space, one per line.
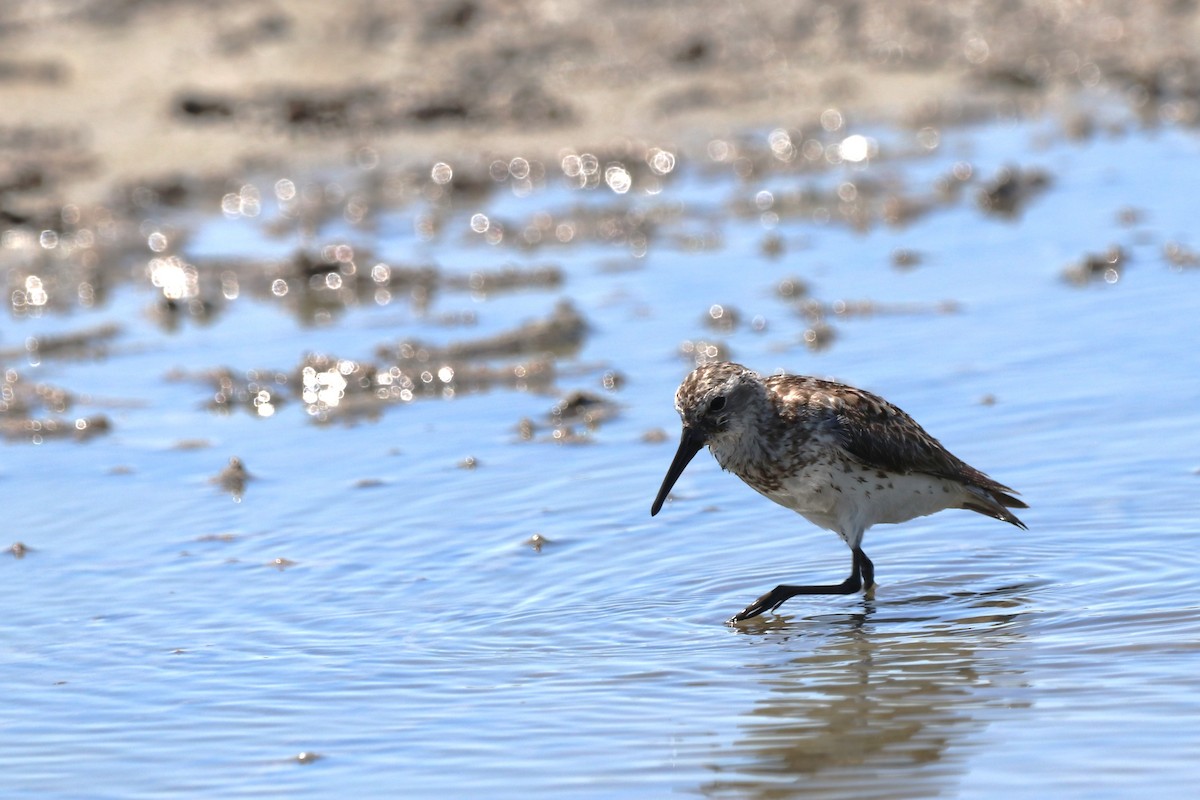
753, 460, 962, 548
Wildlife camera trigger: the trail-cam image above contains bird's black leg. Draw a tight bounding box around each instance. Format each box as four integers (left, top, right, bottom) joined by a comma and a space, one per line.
729, 547, 874, 623
855, 547, 875, 593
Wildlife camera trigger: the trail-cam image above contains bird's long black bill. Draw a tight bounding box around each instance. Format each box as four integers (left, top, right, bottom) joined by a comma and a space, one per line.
650, 427, 706, 516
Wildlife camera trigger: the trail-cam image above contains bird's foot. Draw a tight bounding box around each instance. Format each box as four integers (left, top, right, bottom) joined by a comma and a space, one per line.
728, 587, 790, 624
727, 574, 867, 623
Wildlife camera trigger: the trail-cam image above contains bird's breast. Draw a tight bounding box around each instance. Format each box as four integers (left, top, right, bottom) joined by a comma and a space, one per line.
709, 435, 820, 493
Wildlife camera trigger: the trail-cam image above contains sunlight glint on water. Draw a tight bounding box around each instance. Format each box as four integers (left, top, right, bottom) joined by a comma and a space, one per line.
2, 118, 1199, 798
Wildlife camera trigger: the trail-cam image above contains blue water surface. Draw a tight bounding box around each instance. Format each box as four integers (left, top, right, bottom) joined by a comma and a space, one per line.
2, 115, 1199, 798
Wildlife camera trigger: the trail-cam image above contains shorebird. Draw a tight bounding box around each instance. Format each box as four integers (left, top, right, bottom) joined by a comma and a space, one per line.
650, 362, 1027, 622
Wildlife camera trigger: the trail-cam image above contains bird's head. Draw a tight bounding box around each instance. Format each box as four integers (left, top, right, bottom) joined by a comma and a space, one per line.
651, 362, 763, 515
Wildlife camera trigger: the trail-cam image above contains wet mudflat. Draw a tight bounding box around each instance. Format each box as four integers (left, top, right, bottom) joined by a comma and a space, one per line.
2, 105, 1200, 798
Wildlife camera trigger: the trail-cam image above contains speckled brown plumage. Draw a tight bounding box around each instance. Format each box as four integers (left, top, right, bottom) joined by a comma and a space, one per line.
651, 361, 1027, 622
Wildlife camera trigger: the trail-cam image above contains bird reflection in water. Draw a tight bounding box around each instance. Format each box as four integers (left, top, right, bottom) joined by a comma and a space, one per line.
699, 584, 1033, 799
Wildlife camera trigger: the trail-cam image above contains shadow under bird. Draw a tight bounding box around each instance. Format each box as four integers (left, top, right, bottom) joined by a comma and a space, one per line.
651, 362, 1027, 623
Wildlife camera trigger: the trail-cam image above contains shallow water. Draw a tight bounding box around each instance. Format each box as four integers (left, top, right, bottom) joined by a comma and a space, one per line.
3, 113, 1200, 798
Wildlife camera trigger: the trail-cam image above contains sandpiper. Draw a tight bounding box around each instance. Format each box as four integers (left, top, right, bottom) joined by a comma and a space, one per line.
651, 362, 1027, 623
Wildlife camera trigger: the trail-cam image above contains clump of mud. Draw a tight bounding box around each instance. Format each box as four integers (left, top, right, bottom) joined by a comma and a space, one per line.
1063, 245, 1127, 286
0, 368, 109, 443
167, 301, 589, 425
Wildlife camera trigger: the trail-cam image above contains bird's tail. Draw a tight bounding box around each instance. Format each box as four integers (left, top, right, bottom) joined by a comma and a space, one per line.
962, 484, 1028, 530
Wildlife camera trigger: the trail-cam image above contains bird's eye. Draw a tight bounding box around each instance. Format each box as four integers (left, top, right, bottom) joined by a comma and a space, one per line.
709, 396, 726, 412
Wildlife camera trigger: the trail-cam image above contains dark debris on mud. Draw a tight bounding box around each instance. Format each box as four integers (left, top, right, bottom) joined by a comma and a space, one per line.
0, 368, 110, 443
167, 300, 591, 427
1062, 245, 1127, 286
515, 389, 622, 444
211, 456, 252, 500
977, 166, 1052, 218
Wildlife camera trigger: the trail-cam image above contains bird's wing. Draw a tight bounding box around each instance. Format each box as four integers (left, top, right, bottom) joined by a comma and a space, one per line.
777, 377, 1000, 485
770, 376, 1028, 526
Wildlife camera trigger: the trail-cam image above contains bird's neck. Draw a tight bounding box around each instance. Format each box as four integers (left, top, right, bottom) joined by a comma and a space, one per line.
709, 423, 775, 478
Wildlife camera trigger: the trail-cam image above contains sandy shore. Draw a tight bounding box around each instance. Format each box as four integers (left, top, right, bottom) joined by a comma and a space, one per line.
1, 0, 1198, 211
